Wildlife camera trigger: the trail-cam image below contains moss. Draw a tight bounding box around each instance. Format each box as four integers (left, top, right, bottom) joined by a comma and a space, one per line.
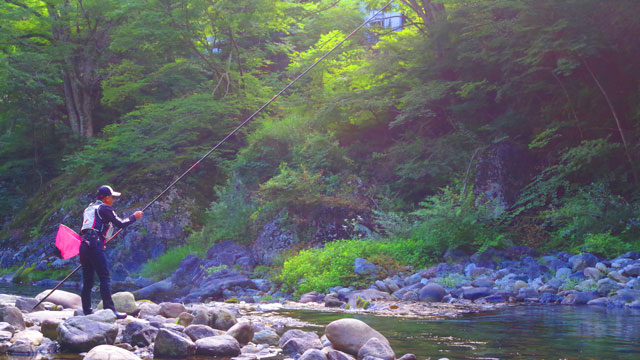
355, 296, 370, 309
224, 297, 239, 303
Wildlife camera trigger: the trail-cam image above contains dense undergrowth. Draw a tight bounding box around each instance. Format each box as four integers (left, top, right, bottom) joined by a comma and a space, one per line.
3, 1, 640, 294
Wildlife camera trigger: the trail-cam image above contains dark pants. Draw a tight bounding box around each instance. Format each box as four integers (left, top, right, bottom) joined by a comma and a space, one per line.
79, 232, 115, 314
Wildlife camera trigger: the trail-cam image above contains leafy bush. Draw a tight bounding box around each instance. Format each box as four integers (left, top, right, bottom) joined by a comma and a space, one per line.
279, 238, 429, 296
408, 186, 502, 257
139, 243, 204, 280
579, 232, 633, 259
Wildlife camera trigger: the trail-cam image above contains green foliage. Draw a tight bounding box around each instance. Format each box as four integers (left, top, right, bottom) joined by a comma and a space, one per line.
279, 238, 429, 296
409, 187, 503, 257
139, 243, 205, 280
580, 233, 634, 259
202, 264, 228, 276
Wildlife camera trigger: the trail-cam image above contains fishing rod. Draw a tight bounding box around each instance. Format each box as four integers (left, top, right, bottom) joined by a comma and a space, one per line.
33, 0, 394, 310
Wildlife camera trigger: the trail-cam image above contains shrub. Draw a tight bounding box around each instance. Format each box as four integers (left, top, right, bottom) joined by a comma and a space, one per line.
139, 243, 204, 280
279, 238, 428, 296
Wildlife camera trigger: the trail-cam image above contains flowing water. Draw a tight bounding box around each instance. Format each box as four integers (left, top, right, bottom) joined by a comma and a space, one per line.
2, 283, 640, 359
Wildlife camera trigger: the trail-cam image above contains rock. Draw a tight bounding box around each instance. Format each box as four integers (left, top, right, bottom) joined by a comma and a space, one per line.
0, 305, 25, 331
583, 267, 603, 281
595, 262, 609, 273
561, 291, 598, 305
471, 278, 494, 288
357, 337, 394, 360
12, 329, 44, 346
383, 279, 400, 293
8, 338, 36, 355
608, 271, 630, 284
513, 280, 528, 292
153, 328, 196, 358
191, 307, 209, 325
596, 278, 622, 297
325, 319, 389, 356
587, 297, 609, 306
326, 349, 356, 360
185, 324, 223, 341
110, 292, 137, 314
345, 290, 394, 309
37, 337, 58, 354
462, 287, 493, 300
211, 307, 237, 330
324, 294, 345, 308
622, 264, 640, 277
608, 289, 640, 307
14, 297, 44, 313
138, 302, 161, 318
0, 322, 16, 334
279, 329, 322, 356
58, 315, 119, 352
516, 287, 538, 301
86, 309, 117, 324
122, 320, 158, 347
300, 348, 328, 360
252, 218, 299, 265
300, 292, 321, 303
159, 302, 186, 318
35, 289, 82, 310
374, 280, 388, 292
555, 268, 572, 280
354, 258, 379, 275
227, 321, 254, 344
84, 344, 142, 360
252, 329, 279, 346
195, 334, 241, 357
397, 354, 417, 360
576, 279, 596, 292
177, 312, 194, 327
0, 330, 11, 341
418, 283, 447, 302
134, 279, 176, 302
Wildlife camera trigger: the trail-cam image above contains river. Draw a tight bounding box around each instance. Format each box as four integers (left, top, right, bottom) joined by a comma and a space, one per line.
2, 283, 640, 359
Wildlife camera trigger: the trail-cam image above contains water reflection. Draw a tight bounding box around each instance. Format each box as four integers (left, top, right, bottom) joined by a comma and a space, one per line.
281, 305, 640, 359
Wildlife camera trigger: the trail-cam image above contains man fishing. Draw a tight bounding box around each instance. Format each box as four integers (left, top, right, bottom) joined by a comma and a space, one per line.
80, 185, 143, 319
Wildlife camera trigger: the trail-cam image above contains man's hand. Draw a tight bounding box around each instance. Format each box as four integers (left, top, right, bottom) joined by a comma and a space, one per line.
134, 211, 144, 220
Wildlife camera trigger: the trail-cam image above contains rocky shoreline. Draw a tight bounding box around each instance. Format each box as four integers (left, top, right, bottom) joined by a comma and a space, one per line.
0, 290, 422, 360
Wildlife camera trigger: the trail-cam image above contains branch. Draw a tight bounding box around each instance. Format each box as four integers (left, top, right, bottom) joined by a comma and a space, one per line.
4, 0, 42, 17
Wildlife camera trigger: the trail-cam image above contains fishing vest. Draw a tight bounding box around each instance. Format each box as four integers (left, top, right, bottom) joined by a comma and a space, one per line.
81, 201, 114, 239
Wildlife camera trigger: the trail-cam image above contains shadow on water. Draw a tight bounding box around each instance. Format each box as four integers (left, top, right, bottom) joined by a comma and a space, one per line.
280, 305, 640, 360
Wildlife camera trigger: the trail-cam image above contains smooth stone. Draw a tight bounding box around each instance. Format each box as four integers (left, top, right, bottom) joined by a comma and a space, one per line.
462, 287, 492, 300
177, 312, 194, 327
561, 291, 598, 305
195, 334, 241, 357
555, 268, 572, 280
185, 324, 224, 341
0, 330, 11, 342
608, 271, 630, 284
138, 302, 161, 318
211, 307, 237, 330
153, 328, 196, 358
595, 263, 609, 273
58, 316, 119, 352
252, 329, 279, 346
11, 329, 44, 346
35, 290, 82, 310
279, 329, 323, 356
84, 344, 142, 360
326, 349, 356, 360
159, 302, 186, 318
418, 283, 447, 302
357, 337, 395, 360
8, 338, 36, 355
227, 321, 254, 344
300, 348, 328, 360
587, 297, 609, 306
112, 292, 137, 314
596, 278, 622, 297
122, 320, 158, 347
26, 309, 74, 324
14, 297, 44, 313
191, 307, 209, 325
325, 319, 390, 356
583, 267, 603, 280
622, 264, 640, 277
0, 306, 25, 331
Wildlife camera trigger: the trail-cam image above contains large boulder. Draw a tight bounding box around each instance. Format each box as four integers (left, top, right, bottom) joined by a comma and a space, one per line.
195, 334, 241, 357
58, 315, 119, 352
324, 319, 390, 356
14, 297, 44, 313
84, 344, 141, 360
35, 289, 82, 310
41, 319, 62, 340
0, 305, 25, 331
357, 337, 395, 360
153, 328, 196, 358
